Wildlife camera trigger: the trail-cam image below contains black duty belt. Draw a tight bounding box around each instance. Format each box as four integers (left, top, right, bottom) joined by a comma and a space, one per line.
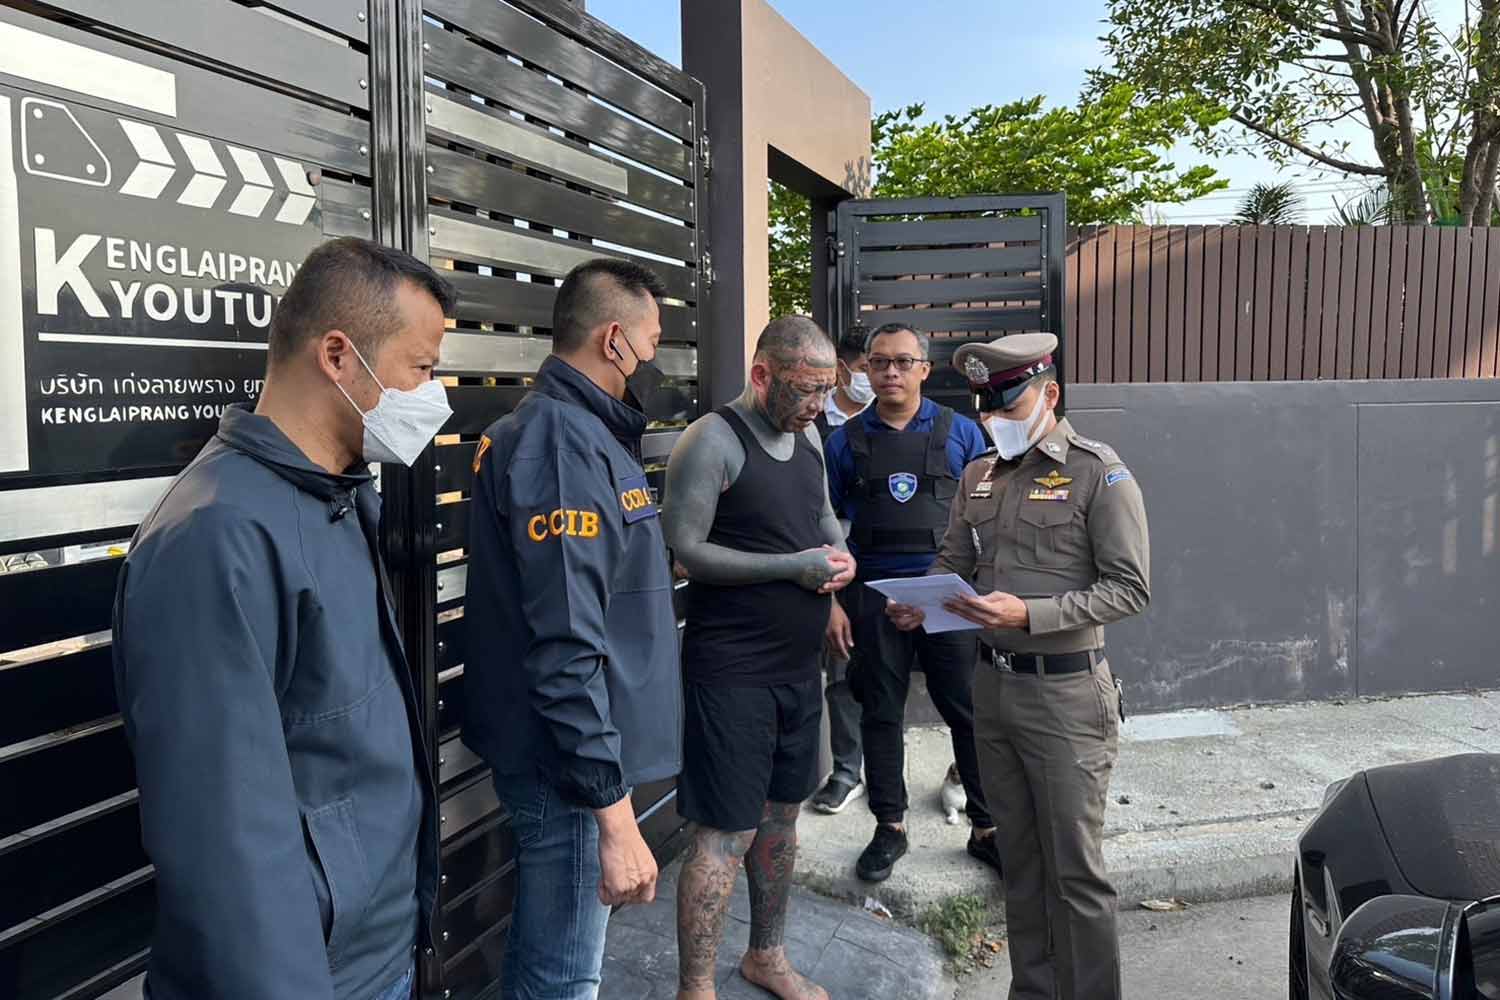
983, 646, 1102, 676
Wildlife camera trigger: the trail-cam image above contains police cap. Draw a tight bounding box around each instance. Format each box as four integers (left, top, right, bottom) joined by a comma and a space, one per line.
952, 333, 1058, 411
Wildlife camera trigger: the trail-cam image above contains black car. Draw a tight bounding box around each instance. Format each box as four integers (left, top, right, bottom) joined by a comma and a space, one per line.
1291, 752, 1500, 999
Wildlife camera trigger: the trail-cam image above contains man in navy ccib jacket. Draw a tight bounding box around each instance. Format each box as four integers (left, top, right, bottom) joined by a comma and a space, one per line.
462, 258, 683, 1000
113, 238, 454, 1000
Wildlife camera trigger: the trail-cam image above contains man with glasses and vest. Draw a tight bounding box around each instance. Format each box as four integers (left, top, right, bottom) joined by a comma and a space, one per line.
888, 332, 1150, 1000
809, 324, 873, 814
824, 322, 999, 883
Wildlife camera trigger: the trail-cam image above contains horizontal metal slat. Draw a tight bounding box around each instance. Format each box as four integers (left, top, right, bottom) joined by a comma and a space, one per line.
855, 215, 1042, 248
0, 877, 154, 1000
317, 178, 374, 240
429, 208, 699, 300
857, 275, 1044, 306
423, 25, 692, 181
436, 616, 466, 673
0, 477, 165, 552
0, 797, 144, 933
438, 733, 483, 787
425, 92, 694, 221
436, 442, 480, 495
860, 307, 1044, 333
440, 861, 517, 966
0, 558, 120, 654
436, 563, 468, 607
1, 721, 135, 839
436, 499, 469, 554
253, 1, 369, 43
439, 332, 696, 379
426, 145, 696, 262
925, 336, 1007, 365
440, 812, 516, 909
857, 245, 1041, 278
0, 643, 117, 748
39, 0, 370, 110
424, 0, 693, 140
440, 771, 501, 845
0, 9, 372, 179
442, 270, 698, 344
444, 385, 529, 436
440, 917, 508, 995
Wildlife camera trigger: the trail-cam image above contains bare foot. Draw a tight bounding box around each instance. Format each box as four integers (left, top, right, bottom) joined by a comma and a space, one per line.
740, 950, 829, 1000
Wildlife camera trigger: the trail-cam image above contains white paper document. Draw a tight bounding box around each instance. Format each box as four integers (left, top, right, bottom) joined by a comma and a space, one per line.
864, 573, 982, 634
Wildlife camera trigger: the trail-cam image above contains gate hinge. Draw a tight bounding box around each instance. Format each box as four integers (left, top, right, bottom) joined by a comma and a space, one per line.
700, 249, 715, 290
699, 132, 711, 178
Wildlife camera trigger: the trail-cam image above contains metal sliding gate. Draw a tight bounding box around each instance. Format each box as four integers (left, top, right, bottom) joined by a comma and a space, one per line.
0, 1, 709, 998
831, 194, 1068, 413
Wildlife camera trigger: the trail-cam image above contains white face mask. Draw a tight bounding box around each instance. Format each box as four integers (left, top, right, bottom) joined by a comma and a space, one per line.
845, 370, 876, 405
985, 388, 1050, 461
335, 341, 452, 467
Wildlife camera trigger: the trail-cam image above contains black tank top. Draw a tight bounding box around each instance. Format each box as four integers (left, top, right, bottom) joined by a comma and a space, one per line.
682, 407, 831, 685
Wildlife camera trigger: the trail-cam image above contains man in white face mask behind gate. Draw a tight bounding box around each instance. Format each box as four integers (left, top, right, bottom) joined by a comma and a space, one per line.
113, 238, 454, 1000
886, 331, 1150, 1000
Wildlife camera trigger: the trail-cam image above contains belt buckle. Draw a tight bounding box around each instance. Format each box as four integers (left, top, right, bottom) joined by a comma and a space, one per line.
990, 648, 1014, 673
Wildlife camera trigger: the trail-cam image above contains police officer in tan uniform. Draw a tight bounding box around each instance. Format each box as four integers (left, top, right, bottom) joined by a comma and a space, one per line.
887, 332, 1149, 1000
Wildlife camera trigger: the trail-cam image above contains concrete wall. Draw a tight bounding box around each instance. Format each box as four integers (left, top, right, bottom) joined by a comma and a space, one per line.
684, 0, 870, 405
1067, 379, 1500, 712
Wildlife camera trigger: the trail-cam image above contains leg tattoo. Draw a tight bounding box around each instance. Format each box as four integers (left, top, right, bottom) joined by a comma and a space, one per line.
746, 802, 798, 951
740, 802, 828, 1000
676, 825, 753, 998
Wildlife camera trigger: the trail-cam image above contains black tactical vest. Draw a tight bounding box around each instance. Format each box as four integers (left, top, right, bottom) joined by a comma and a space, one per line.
846, 405, 958, 554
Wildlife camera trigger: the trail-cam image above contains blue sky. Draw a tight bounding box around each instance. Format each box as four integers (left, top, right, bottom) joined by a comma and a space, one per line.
585, 0, 1382, 223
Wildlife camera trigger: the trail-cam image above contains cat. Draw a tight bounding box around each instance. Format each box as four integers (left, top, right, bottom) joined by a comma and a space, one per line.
940, 762, 967, 825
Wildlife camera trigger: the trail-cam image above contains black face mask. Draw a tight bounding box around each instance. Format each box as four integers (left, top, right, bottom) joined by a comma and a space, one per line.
613, 332, 675, 419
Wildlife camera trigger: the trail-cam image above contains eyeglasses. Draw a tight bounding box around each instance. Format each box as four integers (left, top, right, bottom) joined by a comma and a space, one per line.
868, 355, 929, 373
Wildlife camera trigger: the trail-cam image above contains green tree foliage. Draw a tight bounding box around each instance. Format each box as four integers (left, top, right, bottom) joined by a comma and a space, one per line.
1233, 181, 1307, 223
767, 85, 1228, 319
869, 87, 1227, 222
1095, 0, 1500, 225
769, 180, 812, 318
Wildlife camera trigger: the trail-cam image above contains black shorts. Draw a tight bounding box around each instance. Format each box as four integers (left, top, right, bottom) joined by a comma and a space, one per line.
677, 676, 823, 832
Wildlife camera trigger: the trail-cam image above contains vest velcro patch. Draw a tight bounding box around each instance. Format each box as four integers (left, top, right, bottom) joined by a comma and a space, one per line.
618, 474, 658, 523
888, 472, 918, 503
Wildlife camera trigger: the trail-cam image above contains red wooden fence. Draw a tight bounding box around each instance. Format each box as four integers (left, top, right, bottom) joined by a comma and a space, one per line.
1064, 225, 1500, 383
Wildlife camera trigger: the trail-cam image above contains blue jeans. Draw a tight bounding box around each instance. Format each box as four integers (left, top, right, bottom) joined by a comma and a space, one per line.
491, 771, 610, 1000
371, 965, 413, 1000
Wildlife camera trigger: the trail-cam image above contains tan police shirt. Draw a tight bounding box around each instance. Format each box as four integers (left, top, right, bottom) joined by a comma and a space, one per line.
932, 417, 1150, 655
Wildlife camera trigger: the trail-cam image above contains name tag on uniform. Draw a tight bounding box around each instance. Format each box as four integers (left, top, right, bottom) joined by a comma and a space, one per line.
970, 481, 993, 499
1027, 488, 1070, 502
618, 474, 658, 524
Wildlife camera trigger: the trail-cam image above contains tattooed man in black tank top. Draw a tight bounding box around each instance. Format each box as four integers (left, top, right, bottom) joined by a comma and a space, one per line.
662, 317, 854, 1000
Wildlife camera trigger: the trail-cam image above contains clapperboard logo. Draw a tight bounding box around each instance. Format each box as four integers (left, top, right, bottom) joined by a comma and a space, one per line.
20, 97, 317, 226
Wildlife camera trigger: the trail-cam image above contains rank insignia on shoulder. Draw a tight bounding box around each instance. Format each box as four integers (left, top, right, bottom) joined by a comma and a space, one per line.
1034, 470, 1072, 489
1105, 468, 1133, 487
1044, 442, 1062, 455
1028, 488, 1070, 502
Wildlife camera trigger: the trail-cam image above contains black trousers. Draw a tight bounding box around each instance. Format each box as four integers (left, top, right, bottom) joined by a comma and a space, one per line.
845, 578, 991, 828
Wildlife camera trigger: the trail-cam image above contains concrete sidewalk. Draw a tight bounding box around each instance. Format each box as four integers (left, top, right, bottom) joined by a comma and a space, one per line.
795, 690, 1500, 919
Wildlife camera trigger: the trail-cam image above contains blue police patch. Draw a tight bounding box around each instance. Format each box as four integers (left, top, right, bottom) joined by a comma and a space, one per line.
1105, 468, 1133, 487
617, 473, 658, 523
889, 472, 918, 503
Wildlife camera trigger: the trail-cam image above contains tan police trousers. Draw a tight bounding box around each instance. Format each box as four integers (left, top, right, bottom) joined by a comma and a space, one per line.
973, 656, 1122, 1000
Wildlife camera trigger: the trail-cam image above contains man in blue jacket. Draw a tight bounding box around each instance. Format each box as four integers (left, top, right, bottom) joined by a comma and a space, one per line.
113, 238, 454, 1000
824, 323, 999, 884
463, 258, 682, 999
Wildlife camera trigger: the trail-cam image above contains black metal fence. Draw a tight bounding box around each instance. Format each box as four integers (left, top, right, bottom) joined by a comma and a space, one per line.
0, 2, 709, 998
832, 194, 1068, 414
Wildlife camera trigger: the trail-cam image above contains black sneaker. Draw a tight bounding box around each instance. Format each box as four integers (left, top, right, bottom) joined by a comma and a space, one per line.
967, 831, 1003, 877
809, 776, 866, 814
857, 824, 909, 882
